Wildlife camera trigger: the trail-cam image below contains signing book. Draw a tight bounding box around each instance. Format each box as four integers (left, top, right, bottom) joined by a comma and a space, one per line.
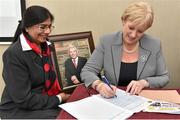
59, 89, 149, 119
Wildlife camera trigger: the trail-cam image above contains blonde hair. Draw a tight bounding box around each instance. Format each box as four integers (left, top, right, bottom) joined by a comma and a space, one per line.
68, 44, 77, 50
121, 1, 154, 29
68, 44, 78, 52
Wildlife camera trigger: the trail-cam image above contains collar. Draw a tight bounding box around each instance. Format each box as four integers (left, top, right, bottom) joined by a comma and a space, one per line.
75, 57, 78, 61
72, 57, 78, 62
20, 33, 51, 51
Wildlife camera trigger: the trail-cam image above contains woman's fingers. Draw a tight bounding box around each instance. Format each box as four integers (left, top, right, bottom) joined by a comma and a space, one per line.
126, 80, 144, 95
99, 84, 117, 98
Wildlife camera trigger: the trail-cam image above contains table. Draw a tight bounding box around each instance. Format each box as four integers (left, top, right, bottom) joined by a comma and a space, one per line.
57, 84, 180, 119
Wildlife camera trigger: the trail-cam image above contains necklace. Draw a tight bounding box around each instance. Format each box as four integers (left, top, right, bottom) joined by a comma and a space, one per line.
123, 42, 139, 54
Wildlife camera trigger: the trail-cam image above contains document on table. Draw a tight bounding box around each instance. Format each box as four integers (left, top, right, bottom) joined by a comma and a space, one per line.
143, 100, 180, 114
60, 95, 133, 119
96, 89, 150, 113
59, 89, 149, 119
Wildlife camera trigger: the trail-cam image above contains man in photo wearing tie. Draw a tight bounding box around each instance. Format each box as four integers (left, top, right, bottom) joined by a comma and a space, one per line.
65, 45, 87, 86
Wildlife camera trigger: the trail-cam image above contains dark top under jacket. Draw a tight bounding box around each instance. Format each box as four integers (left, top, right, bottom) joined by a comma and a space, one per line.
0, 35, 61, 119
118, 61, 138, 86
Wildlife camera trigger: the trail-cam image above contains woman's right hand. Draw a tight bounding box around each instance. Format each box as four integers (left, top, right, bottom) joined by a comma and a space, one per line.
96, 82, 117, 98
59, 93, 71, 103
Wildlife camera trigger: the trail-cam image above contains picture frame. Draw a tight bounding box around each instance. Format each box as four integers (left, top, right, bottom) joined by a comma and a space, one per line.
48, 31, 95, 92
0, 0, 26, 42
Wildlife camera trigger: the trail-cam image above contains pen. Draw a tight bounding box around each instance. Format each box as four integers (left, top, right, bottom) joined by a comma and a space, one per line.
102, 75, 117, 98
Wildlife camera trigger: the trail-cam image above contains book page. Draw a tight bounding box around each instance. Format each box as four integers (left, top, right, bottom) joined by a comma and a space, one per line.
59, 89, 150, 119
59, 95, 133, 119
95, 89, 149, 113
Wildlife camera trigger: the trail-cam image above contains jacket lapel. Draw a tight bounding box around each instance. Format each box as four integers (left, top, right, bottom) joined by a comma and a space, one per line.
29, 51, 43, 66
112, 45, 122, 81
111, 32, 123, 82
137, 47, 151, 79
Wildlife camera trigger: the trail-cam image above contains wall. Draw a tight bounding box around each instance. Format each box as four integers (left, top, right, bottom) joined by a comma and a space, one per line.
0, 0, 180, 97
0, 45, 8, 98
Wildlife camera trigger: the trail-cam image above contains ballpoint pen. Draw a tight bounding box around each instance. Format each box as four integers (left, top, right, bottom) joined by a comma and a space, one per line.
102, 75, 117, 98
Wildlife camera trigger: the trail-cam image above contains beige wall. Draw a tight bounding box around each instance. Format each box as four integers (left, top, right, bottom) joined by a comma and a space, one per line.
1, 0, 180, 96
0, 45, 8, 98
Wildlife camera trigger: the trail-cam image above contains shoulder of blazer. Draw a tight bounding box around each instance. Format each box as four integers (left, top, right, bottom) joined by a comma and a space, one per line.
4, 39, 23, 56
78, 56, 87, 61
140, 34, 161, 52
3, 39, 26, 65
99, 31, 122, 46
65, 58, 72, 65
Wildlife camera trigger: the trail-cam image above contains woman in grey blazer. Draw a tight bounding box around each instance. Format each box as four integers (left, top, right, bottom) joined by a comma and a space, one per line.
81, 1, 169, 98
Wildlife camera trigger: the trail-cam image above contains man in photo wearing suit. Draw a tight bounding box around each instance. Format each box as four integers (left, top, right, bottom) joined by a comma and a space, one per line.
65, 45, 87, 86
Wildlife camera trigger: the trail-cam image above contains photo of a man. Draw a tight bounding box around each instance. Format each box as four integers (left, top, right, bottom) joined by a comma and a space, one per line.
65, 45, 87, 86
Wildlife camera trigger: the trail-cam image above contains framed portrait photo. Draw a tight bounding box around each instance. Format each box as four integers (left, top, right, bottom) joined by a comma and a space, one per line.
48, 31, 95, 92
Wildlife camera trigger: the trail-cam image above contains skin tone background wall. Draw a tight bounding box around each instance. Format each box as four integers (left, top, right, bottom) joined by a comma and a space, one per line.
0, 0, 180, 97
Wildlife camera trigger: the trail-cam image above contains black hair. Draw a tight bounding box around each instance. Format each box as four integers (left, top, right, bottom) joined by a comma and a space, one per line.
13, 5, 54, 43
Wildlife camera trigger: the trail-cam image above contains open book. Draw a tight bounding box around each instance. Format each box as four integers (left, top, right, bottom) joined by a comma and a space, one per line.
59, 89, 149, 119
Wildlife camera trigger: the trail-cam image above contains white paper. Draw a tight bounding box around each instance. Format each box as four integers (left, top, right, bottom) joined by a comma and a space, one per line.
59, 89, 150, 119
95, 89, 149, 113
59, 95, 133, 120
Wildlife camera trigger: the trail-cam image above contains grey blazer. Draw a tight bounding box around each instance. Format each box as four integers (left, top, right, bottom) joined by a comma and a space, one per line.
81, 31, 169, 88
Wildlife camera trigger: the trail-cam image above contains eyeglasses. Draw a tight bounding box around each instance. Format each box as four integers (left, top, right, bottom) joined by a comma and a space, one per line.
34, 24, 55, 32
